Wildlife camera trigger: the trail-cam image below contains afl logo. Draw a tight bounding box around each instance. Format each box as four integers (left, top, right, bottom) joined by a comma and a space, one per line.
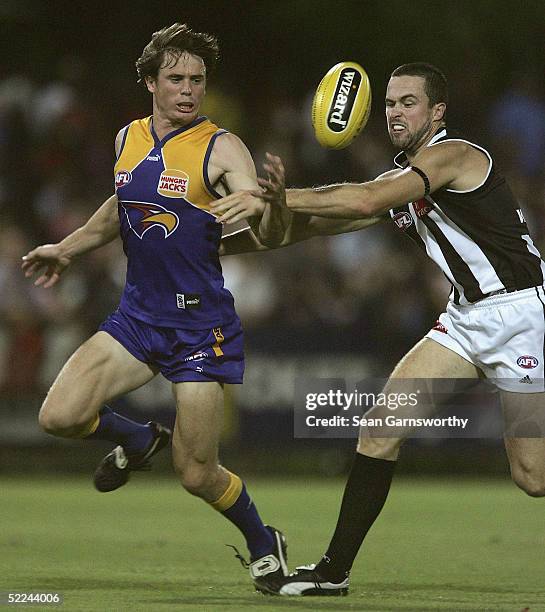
327, 68, 362, 133
517, 355, 539, 369
393, 211, 413, 230
115, 170, 132, 189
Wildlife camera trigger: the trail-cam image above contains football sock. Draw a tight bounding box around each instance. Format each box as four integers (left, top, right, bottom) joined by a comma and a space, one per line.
316, 452, 396, 582
211, 471, 274, 560
85, 406, 154, 455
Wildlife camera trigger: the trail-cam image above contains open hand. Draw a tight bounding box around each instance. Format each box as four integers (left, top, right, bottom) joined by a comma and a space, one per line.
211, 153, 286, 224
210, 190, 266, 224
21, 244, 71, 288
257, 152, 286, 206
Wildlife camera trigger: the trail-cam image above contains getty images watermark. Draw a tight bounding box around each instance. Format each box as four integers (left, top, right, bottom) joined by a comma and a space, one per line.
305, 388, 469, 429
293, 378, 545, 439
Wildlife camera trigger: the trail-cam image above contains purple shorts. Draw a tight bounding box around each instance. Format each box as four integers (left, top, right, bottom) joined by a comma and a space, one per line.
99, 309, 244, 384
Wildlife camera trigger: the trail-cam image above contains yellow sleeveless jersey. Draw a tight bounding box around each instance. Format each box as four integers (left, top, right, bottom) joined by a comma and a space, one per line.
113, 116, 238, 329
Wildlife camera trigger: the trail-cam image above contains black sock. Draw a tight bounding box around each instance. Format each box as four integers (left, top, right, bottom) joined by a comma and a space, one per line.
315, 452, 396, 582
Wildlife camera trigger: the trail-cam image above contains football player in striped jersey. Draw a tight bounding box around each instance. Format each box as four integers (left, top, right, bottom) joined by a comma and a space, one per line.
213, 63, 545, 596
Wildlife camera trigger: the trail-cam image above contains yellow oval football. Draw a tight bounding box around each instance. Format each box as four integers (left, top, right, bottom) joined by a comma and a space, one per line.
312, 61, 372, 150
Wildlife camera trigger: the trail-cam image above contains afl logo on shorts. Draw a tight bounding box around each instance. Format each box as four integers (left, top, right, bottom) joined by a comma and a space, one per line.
115, 170, 132, 189
393, 211, 413, 230
517, 355, 539, 369
158, 169, 189, 198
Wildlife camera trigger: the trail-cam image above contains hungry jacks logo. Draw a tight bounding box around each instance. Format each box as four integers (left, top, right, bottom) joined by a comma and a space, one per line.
157, 169, 189, 198
122, 202, 179, 239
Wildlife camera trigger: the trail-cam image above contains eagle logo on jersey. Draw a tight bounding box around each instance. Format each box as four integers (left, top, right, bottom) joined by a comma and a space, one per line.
122, 202, 179, 239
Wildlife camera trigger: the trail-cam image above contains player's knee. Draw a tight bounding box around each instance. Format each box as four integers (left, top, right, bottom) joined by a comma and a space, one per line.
38, 406, 65, 435
516, 479, 545, 498
357, 436, 403, 460
174, 459, 216, 496
511, 465, 545, 498
513, 475, 545, 498
38, 404, 81, 437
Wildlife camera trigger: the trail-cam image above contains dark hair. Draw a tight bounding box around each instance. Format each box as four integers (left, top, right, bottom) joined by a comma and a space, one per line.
136, 23, 220, 82
390, 62, 448, 106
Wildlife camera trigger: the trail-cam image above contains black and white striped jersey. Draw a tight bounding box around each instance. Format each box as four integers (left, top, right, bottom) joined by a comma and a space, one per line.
389, 128, 545, 305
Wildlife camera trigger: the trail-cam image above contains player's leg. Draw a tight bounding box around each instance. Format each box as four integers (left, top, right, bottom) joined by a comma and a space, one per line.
268, 338, 480, 596
171, 381, 286, 570
39, 329, 170, 492
39, 330, 157, 440
171, 380, 288, 587
502, 390, 545, 497
171, 381, 228, 500
357, 334, 482, 460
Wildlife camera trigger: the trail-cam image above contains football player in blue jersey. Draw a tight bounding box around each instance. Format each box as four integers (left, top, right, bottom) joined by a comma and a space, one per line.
213, 63, 545, 596
21, 23, 288, 591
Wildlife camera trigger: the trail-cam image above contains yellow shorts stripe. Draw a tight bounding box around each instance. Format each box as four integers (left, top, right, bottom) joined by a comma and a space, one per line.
212, 327, 225, 357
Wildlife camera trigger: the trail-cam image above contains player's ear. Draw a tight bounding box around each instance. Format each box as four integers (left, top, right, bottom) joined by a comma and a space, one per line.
433, 102, 446, 122
145, 76, 156, 94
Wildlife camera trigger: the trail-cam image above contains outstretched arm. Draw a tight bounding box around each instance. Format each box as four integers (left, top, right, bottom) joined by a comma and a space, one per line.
286, 140, 490, 218
216, 156, 390, 256
21, 127, 130, 287
219, 212, 384, 256
22, 194, 119, 287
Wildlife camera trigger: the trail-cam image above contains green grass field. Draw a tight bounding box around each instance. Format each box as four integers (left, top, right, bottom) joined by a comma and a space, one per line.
1, 476, 543, 611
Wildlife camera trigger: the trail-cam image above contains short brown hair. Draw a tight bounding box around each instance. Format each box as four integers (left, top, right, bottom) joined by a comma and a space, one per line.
136, 23, 220, 83
390, 62, 448, 106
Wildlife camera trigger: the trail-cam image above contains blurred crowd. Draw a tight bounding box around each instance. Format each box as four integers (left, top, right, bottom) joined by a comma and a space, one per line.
1, 60, 545, 397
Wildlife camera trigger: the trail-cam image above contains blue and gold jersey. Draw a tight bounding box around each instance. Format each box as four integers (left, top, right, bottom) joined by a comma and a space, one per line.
114, 116, 237, 329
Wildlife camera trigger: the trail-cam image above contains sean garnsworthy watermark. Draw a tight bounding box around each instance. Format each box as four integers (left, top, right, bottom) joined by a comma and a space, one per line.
293, 378, 545, 439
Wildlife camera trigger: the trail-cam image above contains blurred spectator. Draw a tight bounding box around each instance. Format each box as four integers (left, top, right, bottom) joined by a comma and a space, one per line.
488, 71, 545, 239
489, 71, 545, 180
0, 225, 46, 394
